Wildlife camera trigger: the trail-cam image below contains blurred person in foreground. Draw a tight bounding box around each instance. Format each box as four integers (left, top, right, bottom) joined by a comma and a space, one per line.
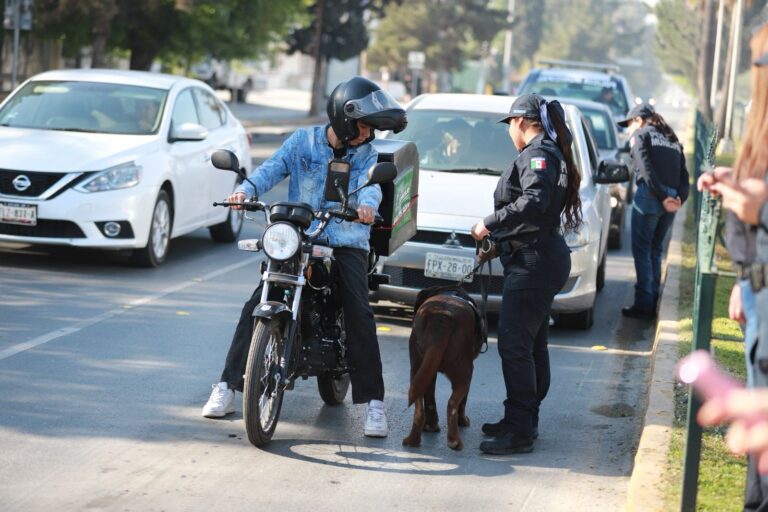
697, 22, 768, 511
618, 103, 689, 319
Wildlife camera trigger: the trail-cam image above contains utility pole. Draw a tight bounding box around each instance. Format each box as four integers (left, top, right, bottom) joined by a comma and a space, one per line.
11, 0, 20, 89
500, 0, 515, 94
722, 0, 743, 152
309, 0, 326, 117
709, 0, 725, 109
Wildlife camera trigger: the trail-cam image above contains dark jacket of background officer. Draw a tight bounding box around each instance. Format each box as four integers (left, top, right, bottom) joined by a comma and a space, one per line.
471, 93, 582, 455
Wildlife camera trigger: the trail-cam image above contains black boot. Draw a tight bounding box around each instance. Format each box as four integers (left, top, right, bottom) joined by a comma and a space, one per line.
479, 432, 534, 455
621, 305, 655, 320
482, 419, 538, 439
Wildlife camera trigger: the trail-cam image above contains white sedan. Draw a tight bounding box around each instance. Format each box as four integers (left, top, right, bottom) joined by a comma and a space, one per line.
0, 69, 252, 266
373, 93, 628, 329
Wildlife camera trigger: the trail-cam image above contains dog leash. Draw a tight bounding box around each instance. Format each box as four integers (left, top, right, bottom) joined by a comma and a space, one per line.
458, 237, 493, 354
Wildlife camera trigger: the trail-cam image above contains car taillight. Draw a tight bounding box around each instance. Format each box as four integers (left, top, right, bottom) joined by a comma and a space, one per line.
246, 132, 253, 146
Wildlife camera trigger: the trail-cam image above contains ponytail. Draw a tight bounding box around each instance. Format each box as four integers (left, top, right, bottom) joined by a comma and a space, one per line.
646, 112, 681, 148
546, 102, 582, 232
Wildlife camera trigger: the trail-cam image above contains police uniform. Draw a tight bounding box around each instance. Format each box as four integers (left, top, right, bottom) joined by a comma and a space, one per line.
479, 94, 572, 454
618, 104, 688, 318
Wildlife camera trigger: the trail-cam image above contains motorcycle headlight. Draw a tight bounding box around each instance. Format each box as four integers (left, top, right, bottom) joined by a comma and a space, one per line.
75, 162, 142, 193
564, 227, 590, 249
262, 222, 300, 261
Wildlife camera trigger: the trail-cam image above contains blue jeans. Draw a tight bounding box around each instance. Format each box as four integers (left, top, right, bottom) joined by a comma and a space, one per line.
630, 184, 675, 312
740, 279, 759, 387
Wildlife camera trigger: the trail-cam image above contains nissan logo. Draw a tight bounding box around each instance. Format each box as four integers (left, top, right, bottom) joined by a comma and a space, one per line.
12, 174, 31, 192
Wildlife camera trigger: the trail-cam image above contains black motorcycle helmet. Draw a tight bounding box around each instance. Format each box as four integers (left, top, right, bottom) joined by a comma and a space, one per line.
327, 76, 407, 145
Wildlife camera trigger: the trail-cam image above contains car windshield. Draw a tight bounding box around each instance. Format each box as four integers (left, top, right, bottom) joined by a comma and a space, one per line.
0, 80, 168, 135
522, 76, 628, 116
579, 106, 617, 151
386, 109, 519, 174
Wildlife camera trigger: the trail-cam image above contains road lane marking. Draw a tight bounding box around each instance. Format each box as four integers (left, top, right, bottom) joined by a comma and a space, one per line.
549, 343, 652, 357
0, 257, 259, 362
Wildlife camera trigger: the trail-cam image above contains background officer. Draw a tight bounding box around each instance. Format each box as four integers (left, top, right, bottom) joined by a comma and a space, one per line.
618, 103, 689, 319
471, 93, 582, 455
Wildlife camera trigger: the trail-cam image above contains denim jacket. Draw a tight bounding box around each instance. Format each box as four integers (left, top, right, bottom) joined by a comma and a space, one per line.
236, 125, 381, 251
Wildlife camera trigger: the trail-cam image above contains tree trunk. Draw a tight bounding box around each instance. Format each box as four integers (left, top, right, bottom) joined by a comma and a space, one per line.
697, 0, 716, 123
91, 1, 116, 68
309, 0, 326, 117
130, 46, 156, 71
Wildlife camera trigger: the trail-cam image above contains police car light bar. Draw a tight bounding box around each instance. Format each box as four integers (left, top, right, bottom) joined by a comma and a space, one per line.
537, 59, 621, 74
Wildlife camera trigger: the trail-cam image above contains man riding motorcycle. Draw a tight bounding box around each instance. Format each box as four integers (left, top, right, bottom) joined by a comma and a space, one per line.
202, 76, 407, 438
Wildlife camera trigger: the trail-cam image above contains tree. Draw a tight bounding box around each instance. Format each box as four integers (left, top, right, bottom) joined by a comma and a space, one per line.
287, 0, 397, 116
366, 0, 508, 92
32, 0, 304, 71
537, 0, 615, 64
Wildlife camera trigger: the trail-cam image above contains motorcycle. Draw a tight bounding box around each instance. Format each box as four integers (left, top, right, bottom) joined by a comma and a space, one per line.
211, 149, 397, 447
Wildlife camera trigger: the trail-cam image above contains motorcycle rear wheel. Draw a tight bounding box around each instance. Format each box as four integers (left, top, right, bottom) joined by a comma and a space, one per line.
243, 318, 286, 447
317, 373, 350, 405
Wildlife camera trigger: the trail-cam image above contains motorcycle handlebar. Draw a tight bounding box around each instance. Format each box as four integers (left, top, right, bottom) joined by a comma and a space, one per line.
328, 209, 384, 226
212, 200, 266, 212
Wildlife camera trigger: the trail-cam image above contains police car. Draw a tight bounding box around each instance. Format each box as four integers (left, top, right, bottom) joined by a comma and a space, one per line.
372, 93, 629, 329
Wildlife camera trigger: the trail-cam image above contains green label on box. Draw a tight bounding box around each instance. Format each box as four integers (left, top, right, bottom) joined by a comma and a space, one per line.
392, 167, 414, 237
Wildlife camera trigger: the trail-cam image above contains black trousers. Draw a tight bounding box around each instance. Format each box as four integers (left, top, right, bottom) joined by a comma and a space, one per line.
497, 286, 557, 438
745, 454, 768, 512
220, 247, 385, 404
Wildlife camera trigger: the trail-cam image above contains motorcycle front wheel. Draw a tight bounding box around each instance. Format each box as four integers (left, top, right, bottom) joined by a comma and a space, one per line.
243, 318, 286, 447
317, 373, 350, 405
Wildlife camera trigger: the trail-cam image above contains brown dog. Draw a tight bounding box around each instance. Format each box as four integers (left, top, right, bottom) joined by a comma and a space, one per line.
402, 285, 485, 450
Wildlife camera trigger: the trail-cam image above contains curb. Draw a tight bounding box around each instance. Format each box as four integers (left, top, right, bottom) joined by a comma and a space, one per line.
624, 204, 687, 512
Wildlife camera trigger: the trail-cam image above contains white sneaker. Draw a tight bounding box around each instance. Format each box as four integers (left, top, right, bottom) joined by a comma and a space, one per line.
202, 382, 235, 418
364, 399, 388, 437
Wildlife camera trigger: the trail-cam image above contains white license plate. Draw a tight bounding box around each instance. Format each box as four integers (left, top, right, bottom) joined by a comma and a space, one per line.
424, 252, 475, 283
0, 201, 37, 226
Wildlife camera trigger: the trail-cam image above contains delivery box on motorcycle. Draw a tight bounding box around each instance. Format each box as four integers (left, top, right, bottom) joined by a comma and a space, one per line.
369, 139, 419, 256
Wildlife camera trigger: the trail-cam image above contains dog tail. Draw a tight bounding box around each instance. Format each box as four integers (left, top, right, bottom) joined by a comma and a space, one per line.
407, 309, 452, 407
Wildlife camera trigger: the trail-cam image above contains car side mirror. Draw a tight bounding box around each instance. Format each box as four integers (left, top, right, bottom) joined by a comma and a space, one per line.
169, 122, 208, 142
595, 159, 630, 184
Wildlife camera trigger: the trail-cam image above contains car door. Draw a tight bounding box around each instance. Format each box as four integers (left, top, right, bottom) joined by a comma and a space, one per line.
166, 87, 210, 233
192, 87, 239, 223
580, 117, 611, 255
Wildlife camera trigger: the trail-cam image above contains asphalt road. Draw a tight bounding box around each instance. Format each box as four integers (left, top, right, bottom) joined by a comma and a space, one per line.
0, 133, 657, 512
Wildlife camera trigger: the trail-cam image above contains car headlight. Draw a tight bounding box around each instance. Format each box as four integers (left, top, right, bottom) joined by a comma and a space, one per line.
565, 227, 590, 248
75, 162, 142, 193
262, 222, 300, 261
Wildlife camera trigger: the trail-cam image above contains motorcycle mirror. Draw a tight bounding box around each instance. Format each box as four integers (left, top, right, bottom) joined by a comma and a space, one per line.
366, 162, 397, 185
212, 150, 243, 177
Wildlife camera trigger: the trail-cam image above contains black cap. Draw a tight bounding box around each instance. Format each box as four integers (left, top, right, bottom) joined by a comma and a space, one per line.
617, 103, 655, 127
755, 52, 768, 66
498, 93, 544, 124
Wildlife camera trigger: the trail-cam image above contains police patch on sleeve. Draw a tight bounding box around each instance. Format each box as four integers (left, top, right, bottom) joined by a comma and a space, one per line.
530, 157, 547, 170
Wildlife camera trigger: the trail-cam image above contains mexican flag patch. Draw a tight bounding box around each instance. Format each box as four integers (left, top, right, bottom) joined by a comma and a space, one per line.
530, 157, 547, 170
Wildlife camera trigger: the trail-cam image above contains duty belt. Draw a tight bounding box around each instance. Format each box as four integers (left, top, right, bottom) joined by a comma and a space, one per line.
735, 263, 768, 292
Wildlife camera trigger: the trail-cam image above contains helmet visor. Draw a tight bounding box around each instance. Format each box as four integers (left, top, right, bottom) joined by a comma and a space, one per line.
344, 90, 403, 121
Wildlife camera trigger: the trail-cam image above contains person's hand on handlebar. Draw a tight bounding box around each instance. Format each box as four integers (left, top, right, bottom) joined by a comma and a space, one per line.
226, 191, 247, 210
356, 205, 375, 224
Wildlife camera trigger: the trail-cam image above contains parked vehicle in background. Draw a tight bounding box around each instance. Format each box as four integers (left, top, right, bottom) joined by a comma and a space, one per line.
552, 98, 631, 249
0, 69, 253, 266
373, 93, 630, 329
517, 59, 636, 123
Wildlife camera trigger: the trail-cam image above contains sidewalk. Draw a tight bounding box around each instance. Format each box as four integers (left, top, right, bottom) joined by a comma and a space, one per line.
624, 203, 687, 511
220, 88, 324, 135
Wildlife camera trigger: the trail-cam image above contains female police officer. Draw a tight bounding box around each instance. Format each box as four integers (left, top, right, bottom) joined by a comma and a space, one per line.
471, 93, 582, 454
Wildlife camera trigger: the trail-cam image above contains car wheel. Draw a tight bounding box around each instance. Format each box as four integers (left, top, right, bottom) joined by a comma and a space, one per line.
558, 307, 594, 330
596, 248, 607, 292
132, 190, 172, 267
209, 207, 243, 243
